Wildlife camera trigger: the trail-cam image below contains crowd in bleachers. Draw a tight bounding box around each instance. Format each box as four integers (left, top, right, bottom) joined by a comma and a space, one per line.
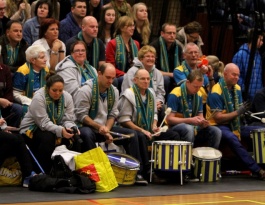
1, 0, 265, 189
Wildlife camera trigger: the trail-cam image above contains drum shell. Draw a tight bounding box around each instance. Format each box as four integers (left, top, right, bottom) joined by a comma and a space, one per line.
153, 141, 192, 171
193, 157, 221, 182
107, 153, 139, 185
251, 129, 265, 164
192, 147, 222, 182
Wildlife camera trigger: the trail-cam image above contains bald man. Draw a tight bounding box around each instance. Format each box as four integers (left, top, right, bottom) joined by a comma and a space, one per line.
207, 63, 265, 180
66, 16, 105, 70
0, 0, 10, 36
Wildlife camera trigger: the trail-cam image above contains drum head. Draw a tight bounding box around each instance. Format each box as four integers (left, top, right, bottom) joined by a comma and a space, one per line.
251, 128, 265, 133
153, 140, 192, 145
107, 152, 139, 169
192, 147, 222, 160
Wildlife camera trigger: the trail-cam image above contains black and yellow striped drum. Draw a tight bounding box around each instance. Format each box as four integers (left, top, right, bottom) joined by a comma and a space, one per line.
193, 147, 222, 182
152, 141, 192, 171
251, 129, 265, 164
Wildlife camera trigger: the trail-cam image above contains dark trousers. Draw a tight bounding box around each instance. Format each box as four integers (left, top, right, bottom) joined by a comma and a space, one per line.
217, 125, 262, 173
0, 131, 32, 178
24, 128, 80, 174
1, 103, 23, 128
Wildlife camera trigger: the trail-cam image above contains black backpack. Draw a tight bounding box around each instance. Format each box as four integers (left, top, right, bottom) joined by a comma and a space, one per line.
50, 155, 73, 179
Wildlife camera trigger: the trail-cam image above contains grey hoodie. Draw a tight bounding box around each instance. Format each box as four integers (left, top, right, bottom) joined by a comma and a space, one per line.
121, 57, 165, 104
55, 56, 97, 97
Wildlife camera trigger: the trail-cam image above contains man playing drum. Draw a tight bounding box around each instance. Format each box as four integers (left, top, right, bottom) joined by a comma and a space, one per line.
207, 63, 265, 180
118, 69, 180, 182
74, 63, 148, 184
166, 69, 222, 149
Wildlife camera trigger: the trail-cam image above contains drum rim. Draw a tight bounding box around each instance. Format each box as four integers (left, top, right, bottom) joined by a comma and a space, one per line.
153, 140, 192, 145
251, 129, 265, 132
107, 152, 140, 169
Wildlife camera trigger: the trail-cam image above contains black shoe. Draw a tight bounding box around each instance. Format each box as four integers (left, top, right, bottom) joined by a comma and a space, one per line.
135, 175, 148, 185
151, 173, 167, 184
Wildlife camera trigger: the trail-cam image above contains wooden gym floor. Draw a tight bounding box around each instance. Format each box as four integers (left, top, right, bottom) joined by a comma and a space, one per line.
1, 191, 265, 205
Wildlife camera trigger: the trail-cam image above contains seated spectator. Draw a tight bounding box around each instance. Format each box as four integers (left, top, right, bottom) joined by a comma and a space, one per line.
56, 40, 97, 97
73, 63, 147, 184
23, 0, 53, 45
98, 6, 116, 46
103, 0, 132, 18
0, 116, 36, 187
207, 63, 265, 180
106, 15, 139, 91
59, 0, 87, 43
176, 21, 204, 55
167, 69, 222, 149
5, 0, 31, 24
66, 16, 105, 70
206, 55, 224, 83
31, 0, 60, 20
0, 0, 10, 36
0, 63, 22, 127
121, 45, 165, 121
20, 73, 80, 174
132, 2, 150, 47
150, 23, 182, 100
0, 20, 28, 73
32, 18, 66, 71
13, 44, 49, 116
87, 0, 101, 22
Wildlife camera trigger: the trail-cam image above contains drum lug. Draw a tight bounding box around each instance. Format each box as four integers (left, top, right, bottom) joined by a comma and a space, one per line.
217, 173, 222, 179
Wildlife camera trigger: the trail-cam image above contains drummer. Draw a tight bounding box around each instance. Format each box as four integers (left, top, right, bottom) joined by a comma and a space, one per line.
74, 63, 148, 185
118, 69, 180, 181
166, 69, 222, 149
207, 63, 265, 180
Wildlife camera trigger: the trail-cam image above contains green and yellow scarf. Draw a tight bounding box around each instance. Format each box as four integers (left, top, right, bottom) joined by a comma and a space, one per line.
131, 84, 154, 132
6, 43, 19, 66
219, 77, 241, 140
89, 78, 115, 120
69, 56, 97, 80
77, 32, 99, 68
115, 35, 138, 72
26, 88, 65, 138
159, 36, 180, 72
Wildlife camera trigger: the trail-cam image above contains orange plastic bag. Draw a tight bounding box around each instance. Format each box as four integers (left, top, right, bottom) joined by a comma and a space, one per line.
74, 147, 118, 192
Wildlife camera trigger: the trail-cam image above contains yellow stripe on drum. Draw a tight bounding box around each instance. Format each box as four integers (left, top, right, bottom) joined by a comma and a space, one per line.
173, 145, 179, 170
209, 161, 214, 182
158, 144, 162, 169
253, 131, 265, 164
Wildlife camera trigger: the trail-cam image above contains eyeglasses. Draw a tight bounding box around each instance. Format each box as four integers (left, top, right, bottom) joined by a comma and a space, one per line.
73, 49, 86, 54
136, 77, 150, 81
126, 24, 135, 27
0, 7, 6, 11
188, 34, 199, 40
164, 31, 176, 35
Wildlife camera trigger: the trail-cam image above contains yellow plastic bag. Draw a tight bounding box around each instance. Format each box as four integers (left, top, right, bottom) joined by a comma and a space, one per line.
0, 157, 22, 186
74, 147, 118, 192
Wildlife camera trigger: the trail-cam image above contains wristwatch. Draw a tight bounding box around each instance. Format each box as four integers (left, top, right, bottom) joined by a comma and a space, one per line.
51, 50, 58, 55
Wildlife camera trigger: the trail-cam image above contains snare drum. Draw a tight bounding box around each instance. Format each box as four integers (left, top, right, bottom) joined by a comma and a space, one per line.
107, 152, 139, 185
152, 141, 192, 171
193, 147, 222, 182
251, 129, 265, 164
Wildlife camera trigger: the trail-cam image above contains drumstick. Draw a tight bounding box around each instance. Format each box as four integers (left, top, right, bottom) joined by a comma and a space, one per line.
110, 131, 134, 141
159, 107, 172, 128
206, 108, 218, 120
151, 125, 168, 137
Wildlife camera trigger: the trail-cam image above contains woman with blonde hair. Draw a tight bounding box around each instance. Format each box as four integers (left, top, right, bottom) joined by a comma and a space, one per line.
132, 2, 151, 47
5, 0, 31, 24
206, 55, 224, 83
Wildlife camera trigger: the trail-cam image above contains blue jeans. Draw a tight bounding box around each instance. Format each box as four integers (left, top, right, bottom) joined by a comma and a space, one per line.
217, 125, 261, 173
170, 123, 222, 149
